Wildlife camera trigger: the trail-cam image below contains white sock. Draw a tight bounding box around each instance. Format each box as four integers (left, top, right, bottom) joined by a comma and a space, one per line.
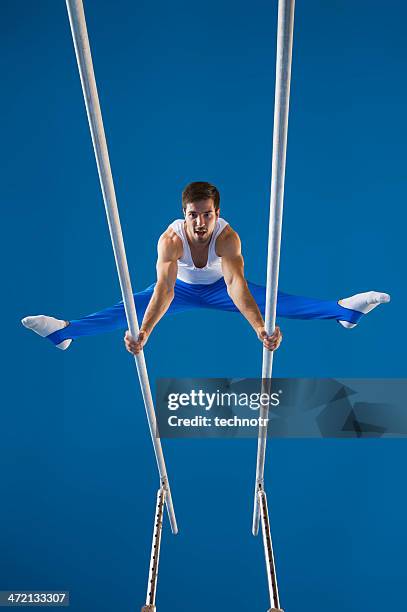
338, 291, 390, 329
21, 315, 72, 350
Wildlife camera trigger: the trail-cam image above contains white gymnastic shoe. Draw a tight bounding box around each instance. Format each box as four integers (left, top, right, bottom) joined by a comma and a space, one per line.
338, 291, 390, 328
21, 315, 72, 350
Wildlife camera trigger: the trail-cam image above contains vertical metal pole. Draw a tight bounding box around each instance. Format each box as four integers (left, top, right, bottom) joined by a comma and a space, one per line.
142, 488, 166, 612
65, 0, 177, 534
252, 0, 295, 536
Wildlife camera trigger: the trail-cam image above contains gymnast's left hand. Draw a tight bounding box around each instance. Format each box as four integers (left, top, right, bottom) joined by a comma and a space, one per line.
257, 326, 282, 351
124, 329, 149, 355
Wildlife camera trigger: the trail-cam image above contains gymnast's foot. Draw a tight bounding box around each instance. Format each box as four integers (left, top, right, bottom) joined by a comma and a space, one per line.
338, 291, 390, 328
21, 315, 72, 350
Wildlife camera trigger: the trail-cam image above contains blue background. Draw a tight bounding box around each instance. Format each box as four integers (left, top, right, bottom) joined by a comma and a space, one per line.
1, 0, 406, 610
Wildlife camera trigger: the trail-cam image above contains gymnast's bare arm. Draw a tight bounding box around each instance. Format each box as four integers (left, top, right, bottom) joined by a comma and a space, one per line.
217, 226, 282, 352
124, 229, 181, 355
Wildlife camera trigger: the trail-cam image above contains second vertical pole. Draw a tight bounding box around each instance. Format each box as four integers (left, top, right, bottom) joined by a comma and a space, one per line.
252, 0, 295, 536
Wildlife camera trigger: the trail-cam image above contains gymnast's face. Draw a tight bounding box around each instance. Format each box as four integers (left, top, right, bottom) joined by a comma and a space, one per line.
184, 199, 219, 244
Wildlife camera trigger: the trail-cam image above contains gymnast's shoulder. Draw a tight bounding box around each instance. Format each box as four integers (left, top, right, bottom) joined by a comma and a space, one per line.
216, 224, 241, 256
157, 226, 183, 259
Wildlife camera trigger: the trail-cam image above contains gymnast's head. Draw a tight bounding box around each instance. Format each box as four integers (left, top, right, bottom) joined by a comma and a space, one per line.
182, 181, 220, 244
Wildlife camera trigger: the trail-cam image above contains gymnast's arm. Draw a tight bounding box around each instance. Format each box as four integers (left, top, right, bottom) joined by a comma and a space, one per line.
124, 231, 180, 355
218, 228, 282, 352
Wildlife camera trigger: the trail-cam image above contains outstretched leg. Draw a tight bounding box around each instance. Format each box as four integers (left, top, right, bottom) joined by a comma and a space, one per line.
201, 278, 389, 325
22, 280, 204, 349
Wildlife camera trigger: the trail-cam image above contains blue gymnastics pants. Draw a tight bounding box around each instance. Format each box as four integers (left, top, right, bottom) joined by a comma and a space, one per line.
47, 277, 362, 345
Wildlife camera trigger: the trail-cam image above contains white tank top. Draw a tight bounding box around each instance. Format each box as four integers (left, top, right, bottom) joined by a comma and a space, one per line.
169, 217, 229, 284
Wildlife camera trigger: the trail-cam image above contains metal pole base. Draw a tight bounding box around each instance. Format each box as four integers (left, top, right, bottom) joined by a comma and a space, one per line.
259, 490, 281, 611
142, 488, 165, 612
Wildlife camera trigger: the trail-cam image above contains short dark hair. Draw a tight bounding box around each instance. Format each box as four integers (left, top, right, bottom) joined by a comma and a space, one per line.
182, 181, 220, 212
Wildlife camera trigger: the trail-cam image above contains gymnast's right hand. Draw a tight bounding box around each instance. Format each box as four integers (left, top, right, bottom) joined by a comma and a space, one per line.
124, 329, 149, 355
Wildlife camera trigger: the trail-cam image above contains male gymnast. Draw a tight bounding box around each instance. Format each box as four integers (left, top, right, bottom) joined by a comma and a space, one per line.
22, 182, 390, 355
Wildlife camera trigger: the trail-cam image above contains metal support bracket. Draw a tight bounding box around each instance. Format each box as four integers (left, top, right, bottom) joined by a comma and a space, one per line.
141, 488, 166, 612
259, 489, 282, 612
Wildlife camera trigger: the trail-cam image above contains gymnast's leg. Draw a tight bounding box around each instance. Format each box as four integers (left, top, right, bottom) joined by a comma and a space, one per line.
254, 283, 390, 326
21, 280, 200, 350
201, 278, 390, 326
